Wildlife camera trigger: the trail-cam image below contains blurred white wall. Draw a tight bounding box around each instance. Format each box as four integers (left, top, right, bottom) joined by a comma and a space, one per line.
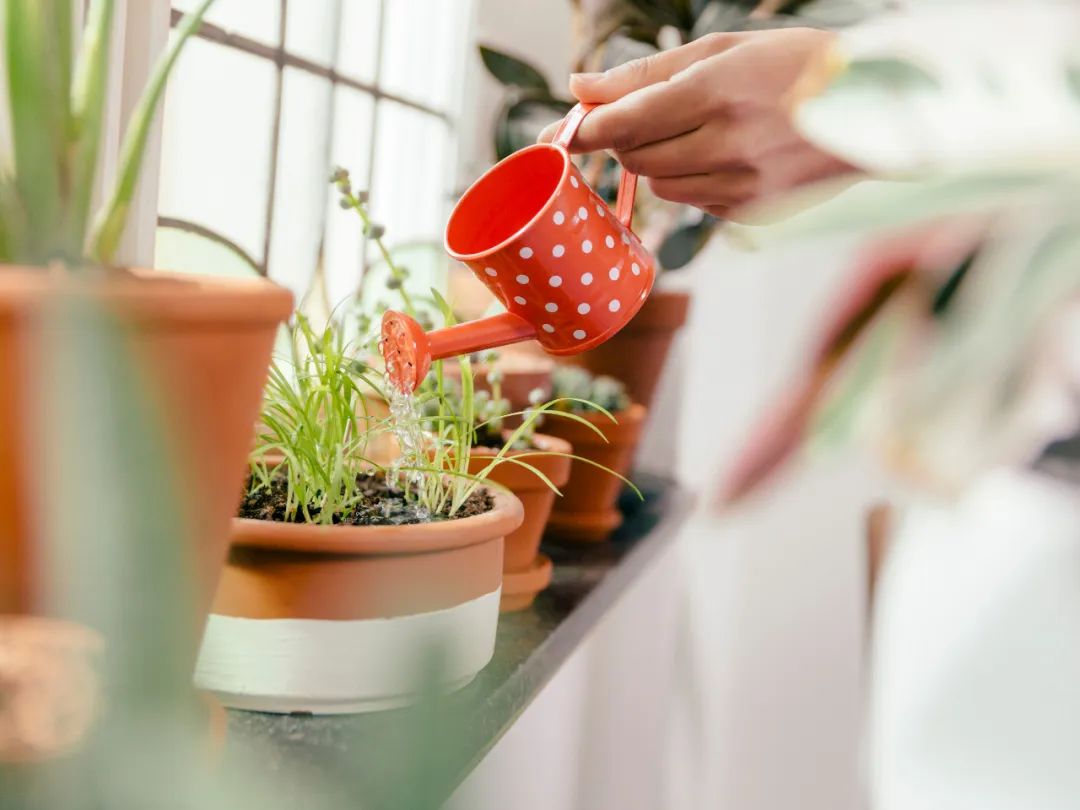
451, 3, 888, 808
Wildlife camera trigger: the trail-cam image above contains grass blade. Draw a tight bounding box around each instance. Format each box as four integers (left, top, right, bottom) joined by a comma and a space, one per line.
67, 0, 116, 256
5, 0, 65, 261
90, 0, 214, 262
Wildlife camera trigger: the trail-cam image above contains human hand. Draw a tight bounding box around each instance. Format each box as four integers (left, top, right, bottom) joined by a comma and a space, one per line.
539, 29, 855, 221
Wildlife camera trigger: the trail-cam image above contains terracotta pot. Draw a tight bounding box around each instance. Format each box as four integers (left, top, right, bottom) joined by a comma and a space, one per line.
194, 489, 523, 714
0, 269, 292, 633
564, 288, 690, 409
469, 434, 572, 611
541, 403, 647, 543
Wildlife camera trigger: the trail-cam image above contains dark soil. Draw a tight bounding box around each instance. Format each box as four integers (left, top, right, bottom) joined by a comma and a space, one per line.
239, 471, 493, 526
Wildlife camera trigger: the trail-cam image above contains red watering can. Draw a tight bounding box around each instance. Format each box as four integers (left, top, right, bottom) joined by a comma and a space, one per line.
381, 103, 656, 394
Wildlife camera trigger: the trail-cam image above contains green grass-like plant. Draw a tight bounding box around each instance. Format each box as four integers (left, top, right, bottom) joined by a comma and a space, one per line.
249, 314, 386, 524
2, 0, 214, 267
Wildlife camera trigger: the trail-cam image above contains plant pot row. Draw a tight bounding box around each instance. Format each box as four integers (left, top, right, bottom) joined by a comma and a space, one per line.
1, 270, 687, 724
193, 287, 689, 716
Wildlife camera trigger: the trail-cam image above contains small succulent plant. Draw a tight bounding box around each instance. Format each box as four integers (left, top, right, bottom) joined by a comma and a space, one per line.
550, 365, 631, 414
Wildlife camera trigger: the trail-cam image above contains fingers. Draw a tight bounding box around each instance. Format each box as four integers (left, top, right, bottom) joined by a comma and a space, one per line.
647, 170, 760, 208
567, 65, 719, 154
616, 125, 745, 178
568, 32, 740, 103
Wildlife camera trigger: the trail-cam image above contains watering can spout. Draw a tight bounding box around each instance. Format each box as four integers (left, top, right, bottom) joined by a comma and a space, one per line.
381, 310, 536, 394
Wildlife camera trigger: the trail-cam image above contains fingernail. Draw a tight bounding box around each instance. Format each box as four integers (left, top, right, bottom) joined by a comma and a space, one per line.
571, 72, 603, 83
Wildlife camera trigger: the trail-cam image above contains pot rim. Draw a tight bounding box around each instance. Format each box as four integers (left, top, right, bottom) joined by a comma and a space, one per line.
0, 267, 293, 324
231, 487, 523, 555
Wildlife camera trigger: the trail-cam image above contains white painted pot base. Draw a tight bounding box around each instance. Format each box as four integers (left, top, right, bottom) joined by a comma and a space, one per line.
194, 588, 500, 715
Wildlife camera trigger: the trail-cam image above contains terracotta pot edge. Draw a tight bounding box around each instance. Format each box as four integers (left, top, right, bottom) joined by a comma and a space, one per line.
231, 487, 524, 555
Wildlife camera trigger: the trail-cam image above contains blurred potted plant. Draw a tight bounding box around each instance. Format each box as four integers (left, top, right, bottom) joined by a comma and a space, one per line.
719, 3, 1080, 503
0, 0, 293, 646
542, 365, 647, 542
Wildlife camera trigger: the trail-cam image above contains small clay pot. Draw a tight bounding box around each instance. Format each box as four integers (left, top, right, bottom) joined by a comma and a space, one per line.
194, 490, 523, 715
469, 433, 571, 611
0, 268, 291, 659
541, 403, 647, 543
563, 289, 690, 409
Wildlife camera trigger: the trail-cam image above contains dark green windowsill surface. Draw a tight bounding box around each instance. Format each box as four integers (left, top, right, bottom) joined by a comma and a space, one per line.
225, 473, 694, 810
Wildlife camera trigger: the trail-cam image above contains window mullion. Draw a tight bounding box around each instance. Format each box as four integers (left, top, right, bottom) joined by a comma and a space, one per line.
109, 0, 172, 267
361, 0, 387, 282
260, 0, 288, 277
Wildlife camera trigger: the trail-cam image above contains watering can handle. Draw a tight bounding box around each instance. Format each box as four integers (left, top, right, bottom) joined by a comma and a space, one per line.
551, 103, 639, 230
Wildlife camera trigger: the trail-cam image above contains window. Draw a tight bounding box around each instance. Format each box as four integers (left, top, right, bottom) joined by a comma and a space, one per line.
154, 1, 473, 309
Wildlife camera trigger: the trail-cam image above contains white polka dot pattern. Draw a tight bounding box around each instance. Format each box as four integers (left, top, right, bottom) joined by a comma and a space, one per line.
461, 160, 655, 357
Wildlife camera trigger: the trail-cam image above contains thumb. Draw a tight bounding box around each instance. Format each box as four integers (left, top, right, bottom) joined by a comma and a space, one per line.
569, 33, 737, 103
